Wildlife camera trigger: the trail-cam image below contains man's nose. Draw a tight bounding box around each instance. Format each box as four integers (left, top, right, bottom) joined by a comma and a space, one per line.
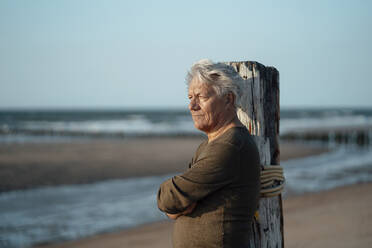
189, 98, 200, 111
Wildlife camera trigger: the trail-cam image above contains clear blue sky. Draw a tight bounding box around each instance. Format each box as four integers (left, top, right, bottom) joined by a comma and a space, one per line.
0, 0, 371, 109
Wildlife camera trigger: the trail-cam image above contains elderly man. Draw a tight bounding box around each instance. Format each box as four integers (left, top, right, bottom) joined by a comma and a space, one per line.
157, 59, 261, 248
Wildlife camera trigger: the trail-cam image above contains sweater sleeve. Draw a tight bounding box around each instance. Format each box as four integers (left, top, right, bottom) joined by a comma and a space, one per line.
157, 142, 239, 214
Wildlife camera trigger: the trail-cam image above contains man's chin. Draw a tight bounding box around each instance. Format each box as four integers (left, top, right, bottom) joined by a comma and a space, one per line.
193, 123, 208, 133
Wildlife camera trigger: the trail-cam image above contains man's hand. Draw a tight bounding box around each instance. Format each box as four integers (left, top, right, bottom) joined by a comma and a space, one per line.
166, 202, 197, 220
181, 202, 197, 215
166, 212, 182, 220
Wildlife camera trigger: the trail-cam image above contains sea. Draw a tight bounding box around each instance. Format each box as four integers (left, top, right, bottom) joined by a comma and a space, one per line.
0, 107, 372, 247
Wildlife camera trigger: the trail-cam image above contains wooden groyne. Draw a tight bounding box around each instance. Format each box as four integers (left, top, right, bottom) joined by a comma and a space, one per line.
281, 125, 372, 146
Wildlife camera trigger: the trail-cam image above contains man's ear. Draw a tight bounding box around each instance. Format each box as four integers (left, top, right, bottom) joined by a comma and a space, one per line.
225, 92, 235, 107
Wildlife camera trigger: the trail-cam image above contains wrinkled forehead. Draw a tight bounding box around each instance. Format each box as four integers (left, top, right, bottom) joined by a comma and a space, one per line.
188, 78, 216, 96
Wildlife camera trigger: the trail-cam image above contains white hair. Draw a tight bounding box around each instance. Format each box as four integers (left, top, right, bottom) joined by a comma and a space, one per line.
186, 59, 244, 108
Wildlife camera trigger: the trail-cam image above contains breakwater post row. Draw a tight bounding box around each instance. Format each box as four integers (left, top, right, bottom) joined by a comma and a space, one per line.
281, 127, 372, 146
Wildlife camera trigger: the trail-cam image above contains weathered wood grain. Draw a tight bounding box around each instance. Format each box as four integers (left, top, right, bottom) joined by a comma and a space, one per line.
226, 61, 283, 248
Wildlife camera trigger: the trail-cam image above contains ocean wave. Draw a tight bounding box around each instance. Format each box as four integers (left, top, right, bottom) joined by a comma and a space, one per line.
1, 109, 372, 143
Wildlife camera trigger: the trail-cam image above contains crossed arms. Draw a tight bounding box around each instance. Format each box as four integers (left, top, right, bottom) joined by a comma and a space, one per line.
157, 142, 238, 220
166, 202, 197, 220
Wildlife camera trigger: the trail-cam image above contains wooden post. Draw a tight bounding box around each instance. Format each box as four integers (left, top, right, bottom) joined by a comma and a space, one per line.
225, 61, 283, 248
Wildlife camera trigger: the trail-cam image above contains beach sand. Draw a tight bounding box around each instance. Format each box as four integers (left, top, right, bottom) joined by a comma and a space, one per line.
283, 182, 372, 248
0, 138, 326, 192
37, 182, 372, 248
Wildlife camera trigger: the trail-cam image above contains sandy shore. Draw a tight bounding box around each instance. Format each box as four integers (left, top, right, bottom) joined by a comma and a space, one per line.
0, 138, 327, 192
283, 182, 372, 248
37, 182, 372, 248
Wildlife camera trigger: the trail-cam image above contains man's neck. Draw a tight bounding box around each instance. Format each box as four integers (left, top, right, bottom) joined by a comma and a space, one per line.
207, 115, 243, 142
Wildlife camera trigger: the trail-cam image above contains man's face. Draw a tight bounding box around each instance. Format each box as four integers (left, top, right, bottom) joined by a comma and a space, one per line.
188, 79, 227, 133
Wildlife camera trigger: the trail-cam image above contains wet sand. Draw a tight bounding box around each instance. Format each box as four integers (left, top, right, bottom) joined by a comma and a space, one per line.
0, 138, 327, 192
